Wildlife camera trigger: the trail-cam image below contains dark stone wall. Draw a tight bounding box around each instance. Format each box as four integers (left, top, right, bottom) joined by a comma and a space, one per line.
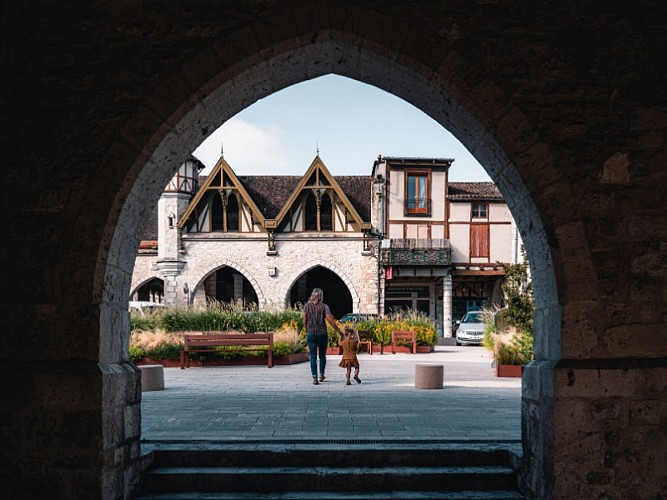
0, 1, 665, 498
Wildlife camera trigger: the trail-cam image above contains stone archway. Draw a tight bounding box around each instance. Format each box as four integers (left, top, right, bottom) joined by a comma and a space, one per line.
4, 3, 666, 499
187, 259, 267, 309
287, 265, 355, 318
106, 35, 559, 495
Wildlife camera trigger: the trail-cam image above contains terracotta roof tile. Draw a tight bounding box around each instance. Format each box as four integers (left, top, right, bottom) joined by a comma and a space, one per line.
237, 175, 373, 221
142, 205, 159, 240
448, 182, 503, 200
334, 176, 373, 221
237, 176, 302, 219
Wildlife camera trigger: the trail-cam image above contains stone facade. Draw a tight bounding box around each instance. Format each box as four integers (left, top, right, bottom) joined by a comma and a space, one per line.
2, 2, 666, 499
134, 235, 379, 312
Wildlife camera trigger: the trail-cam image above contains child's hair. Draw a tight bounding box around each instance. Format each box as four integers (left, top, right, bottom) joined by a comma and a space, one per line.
344, 326, 355, 336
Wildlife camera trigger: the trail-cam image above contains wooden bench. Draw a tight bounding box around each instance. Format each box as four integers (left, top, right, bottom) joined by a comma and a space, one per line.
180, 333, 274, 369
391, 330, 417, 354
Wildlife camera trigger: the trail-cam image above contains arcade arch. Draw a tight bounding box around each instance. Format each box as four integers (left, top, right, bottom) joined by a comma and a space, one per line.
186, 260, 266, 309
288, 265, 354, 318
130, 277, 164, 303
105, 33, 559, 496
13, 4, 665, 499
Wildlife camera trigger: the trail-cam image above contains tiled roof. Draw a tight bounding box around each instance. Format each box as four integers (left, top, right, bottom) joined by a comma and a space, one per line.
236, 175, 373, 221
382, 156, 454, 164
142, 205, 159, 240
448, 182, 503, 201
332, 176, 373, 221
237, 176, 302, 219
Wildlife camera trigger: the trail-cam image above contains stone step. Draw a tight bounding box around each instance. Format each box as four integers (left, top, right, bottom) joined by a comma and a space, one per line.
150, 446, 515, 469
142, 465, 518, 493
138, 490, 524, 499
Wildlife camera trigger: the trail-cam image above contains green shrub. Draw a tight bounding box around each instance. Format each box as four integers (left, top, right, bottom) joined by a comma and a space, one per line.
130, 314, 158, 332
340, 314, 437, 346
129, 345, 145, 362
156, 303, 303, 333
143, 342, 183, 360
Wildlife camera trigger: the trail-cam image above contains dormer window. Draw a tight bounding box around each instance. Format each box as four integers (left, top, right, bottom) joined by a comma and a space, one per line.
305, 191, 333, 231
211, 192, 240, 232
405, 170, 431, 216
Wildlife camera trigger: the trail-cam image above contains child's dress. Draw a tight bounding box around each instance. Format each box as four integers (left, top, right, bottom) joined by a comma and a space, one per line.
338, 338, 360, 368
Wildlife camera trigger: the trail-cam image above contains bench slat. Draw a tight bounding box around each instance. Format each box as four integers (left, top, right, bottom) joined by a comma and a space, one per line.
180, 333, 274, 369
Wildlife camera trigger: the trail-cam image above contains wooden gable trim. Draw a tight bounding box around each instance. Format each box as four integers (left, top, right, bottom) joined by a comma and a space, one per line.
177, 157, 266, 230
273, 156, 365, 230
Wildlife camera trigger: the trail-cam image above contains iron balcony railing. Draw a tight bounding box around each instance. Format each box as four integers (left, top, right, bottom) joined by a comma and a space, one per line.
404, 198, 432, 216
380, 238, 451, 266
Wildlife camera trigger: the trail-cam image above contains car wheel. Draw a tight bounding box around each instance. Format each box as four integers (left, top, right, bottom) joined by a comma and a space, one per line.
456, 340, 461, 346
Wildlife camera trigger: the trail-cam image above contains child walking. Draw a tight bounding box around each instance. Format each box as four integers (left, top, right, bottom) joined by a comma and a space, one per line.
338, 327, 361, 385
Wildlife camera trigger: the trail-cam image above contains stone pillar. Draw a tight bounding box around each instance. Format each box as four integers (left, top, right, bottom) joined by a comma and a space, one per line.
158, 260, 186, 305
442, 273, 453, 338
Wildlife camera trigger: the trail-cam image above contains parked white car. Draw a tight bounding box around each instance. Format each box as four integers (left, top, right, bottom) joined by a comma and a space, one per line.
455, 311, 486, 346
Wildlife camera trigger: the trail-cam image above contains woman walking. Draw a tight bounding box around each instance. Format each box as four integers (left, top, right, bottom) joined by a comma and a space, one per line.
304, 288, 343, 385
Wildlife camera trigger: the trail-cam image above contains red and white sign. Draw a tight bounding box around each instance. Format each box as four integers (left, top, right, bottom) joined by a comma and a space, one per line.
385, 267, 393, 280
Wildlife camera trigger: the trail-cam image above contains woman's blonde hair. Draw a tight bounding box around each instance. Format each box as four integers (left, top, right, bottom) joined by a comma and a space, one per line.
308, 288, 324, 304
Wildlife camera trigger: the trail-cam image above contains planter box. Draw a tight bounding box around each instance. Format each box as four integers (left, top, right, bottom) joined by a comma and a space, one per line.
387, 345, 435, 354
326, 347, 343, 355
135, 351, 308, 368
496, 364, 523, 378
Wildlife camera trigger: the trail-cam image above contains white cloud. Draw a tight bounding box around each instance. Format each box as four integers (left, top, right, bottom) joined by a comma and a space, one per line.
193, 119, 291, 175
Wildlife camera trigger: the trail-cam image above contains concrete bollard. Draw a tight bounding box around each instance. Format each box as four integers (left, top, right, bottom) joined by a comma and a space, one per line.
415, 363, 444, 389
139, 365, 165, 392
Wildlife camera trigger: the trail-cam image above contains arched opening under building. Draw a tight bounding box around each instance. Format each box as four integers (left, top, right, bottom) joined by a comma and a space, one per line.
131, 277, 164, 303
289, 266, 353, 318
88, 27, 562, 500
202, 266, 259, 309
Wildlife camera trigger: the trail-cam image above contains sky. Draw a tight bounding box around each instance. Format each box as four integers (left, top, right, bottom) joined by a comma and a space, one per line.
193, 74, 491, 182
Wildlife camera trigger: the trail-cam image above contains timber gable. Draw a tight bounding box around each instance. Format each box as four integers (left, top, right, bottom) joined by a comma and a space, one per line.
178, 157, 266, 233
270, 156, 367, 233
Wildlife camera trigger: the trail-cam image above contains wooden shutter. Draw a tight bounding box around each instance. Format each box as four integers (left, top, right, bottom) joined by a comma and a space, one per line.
470, 223, 490, 258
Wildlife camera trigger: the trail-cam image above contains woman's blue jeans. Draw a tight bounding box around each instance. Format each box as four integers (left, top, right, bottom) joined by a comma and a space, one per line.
306, 333, 328, 378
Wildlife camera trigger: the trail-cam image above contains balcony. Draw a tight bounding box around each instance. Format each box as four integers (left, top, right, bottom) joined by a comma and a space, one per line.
380, 239, 451, 266
404, 198, 432, 217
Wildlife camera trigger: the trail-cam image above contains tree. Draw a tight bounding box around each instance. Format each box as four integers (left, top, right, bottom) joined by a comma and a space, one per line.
502, 250, 534, 334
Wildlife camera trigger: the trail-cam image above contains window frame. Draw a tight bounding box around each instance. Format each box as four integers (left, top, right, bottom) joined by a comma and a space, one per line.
404, 169, 431, 216
472, 202, 488, 219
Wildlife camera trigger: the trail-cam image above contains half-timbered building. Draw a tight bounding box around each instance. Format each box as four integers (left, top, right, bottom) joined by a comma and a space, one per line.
132, 154, 521, 336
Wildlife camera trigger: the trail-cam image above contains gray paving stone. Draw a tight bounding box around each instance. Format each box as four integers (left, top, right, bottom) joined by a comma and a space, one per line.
141, 346, 521, 443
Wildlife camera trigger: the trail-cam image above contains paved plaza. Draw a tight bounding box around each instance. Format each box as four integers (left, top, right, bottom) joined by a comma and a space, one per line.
141, 346, 521, 443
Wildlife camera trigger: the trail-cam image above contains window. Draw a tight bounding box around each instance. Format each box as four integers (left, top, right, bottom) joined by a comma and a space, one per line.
226, 194, 239, 232
211, 193, 224, 231
320, 193, 333, 230
470, 223, 490, 258
472, 203, 488, 218
305, 193, 318, 231
304, 191, 333, 231
405, 171, 430, 215
211, 192, 239, 232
